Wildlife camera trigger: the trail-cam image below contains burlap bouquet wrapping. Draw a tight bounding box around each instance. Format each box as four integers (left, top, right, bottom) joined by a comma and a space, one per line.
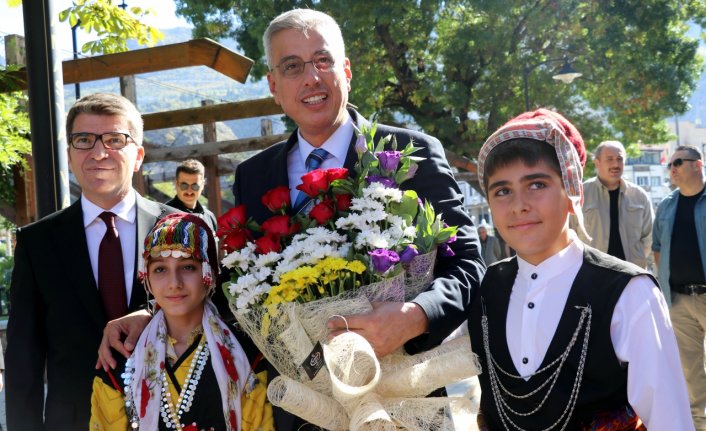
232, 254, 482, 430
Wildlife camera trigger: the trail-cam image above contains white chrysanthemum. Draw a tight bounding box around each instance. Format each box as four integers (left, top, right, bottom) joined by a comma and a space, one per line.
363, 182, 403, 203
254, 251, 282, 268
229, 273, 259, 295
235, 283, 270, 310
253, 267, 272, 282
356, 229, 389, 249
350, 196, 386, 212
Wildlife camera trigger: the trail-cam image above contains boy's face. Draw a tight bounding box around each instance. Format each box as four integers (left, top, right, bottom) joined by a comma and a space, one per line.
486, 159, 573, 266
147, 256, 208, 324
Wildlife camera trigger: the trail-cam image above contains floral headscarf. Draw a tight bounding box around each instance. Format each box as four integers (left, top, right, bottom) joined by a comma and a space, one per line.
477, 109, 590, 238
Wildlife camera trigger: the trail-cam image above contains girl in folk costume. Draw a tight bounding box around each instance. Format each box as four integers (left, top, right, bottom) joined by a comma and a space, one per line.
468, 109, 692, 430
90, 213, 273, 431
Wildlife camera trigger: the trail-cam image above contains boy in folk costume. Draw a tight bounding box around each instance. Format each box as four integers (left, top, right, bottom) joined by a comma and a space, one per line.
90, 213, 273, 430
468, 109, 692, 430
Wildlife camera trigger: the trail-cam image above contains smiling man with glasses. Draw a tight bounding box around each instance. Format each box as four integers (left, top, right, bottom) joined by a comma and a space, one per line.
165, 159, 217, 233
6, 93, 178, 431
653, 144, 706, 429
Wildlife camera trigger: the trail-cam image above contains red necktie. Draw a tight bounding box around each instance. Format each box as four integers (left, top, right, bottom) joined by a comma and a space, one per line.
98, 212, 128, 321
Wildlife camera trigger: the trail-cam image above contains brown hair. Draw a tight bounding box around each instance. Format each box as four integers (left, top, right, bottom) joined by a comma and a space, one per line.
66, 93, 143, 145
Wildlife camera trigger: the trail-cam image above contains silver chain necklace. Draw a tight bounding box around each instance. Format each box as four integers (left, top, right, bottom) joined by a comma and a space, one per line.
481, 302, 592, 431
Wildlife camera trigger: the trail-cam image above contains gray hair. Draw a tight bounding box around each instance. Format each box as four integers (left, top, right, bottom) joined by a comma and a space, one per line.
675, 145, 703, 160
263, 9, 346, 69
66, 93, 144, 146
594, 140, 626, 160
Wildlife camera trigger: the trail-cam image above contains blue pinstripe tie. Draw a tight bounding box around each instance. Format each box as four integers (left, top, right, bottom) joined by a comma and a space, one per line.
294, 148, 330, 212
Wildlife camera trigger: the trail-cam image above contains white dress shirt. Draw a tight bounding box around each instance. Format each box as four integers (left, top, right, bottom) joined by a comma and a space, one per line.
287, 113, 353, 203
82, 191, 137, 305
506, 232, 693, 429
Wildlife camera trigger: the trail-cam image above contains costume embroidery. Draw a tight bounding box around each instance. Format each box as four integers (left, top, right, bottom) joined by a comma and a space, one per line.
481, 301, 592, 430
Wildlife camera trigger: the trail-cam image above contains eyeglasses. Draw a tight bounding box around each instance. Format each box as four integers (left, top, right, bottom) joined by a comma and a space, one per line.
667, 158, 699, 169
179, 182, 202, 191
274, 54, 335, 78
69, 132, 134, 150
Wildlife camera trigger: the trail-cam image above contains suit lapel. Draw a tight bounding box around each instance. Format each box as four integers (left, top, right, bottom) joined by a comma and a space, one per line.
54, 201, 106, 327
131, 194, 166, 310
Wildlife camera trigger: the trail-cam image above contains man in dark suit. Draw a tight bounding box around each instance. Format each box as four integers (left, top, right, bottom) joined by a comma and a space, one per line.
232, 9, 485, 430
5, 93, 176, 431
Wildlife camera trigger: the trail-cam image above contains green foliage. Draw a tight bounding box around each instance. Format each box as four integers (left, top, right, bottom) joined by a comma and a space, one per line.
0, 90, 31, 206
58, 0, 163, 54
175, 0, 706, 158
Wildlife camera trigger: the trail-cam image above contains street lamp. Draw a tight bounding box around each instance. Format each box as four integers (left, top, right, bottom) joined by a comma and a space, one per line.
523, 57, 582, 111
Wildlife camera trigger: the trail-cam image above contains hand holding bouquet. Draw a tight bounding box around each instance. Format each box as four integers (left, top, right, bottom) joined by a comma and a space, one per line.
217, 120, 479, 430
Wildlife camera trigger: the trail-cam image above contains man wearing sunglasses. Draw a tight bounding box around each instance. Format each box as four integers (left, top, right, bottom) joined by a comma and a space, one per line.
165, 159, 217, 233
653, 145, 706, 430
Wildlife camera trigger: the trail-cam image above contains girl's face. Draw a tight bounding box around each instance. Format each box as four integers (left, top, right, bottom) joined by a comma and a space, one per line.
147, 256, 208, 325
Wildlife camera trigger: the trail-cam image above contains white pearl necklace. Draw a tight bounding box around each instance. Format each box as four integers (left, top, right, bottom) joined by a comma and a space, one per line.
160, 339, 210, 430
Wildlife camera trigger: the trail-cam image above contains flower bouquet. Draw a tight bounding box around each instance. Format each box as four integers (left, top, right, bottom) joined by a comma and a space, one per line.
217, 121, 480, 430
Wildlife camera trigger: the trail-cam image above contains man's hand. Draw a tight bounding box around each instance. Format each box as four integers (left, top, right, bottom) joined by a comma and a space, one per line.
326, 302, 429, 358
96, 310, 151, 370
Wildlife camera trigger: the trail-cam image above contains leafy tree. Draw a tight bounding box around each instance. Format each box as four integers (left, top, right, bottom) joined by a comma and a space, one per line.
174, 0, 706, 157
0, 86, 30, 208
58, 0, 163, 54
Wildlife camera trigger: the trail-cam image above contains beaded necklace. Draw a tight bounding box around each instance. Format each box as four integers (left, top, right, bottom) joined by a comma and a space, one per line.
160, 337, 210, 430
481, 302, 592, 431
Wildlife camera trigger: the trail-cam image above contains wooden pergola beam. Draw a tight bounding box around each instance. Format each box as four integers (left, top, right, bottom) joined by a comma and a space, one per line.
143, 97, 283, 131
0, 38, 254, 92
143, 133, 289, 163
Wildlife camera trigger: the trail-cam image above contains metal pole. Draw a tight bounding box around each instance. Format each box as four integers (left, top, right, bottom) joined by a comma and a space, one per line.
71, 22, 81, 100
22, 0, 70, 217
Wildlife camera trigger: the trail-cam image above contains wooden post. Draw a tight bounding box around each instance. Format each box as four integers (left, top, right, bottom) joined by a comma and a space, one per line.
201, 100, 222, 217
121, 75, 147, 196
6, 34, 36, 227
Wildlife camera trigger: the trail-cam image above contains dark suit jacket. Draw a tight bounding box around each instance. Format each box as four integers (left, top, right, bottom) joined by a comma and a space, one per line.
5, 194, 176, 431
232, 109, 485, 430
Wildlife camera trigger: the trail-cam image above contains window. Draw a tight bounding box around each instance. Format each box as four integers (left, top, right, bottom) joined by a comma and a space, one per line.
626, 151, 661, 165
636, 176, 649, 186
650, 176, 661, 187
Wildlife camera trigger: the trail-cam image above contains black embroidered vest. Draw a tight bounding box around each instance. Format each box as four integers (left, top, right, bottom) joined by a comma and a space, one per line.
468, 246, 653, 429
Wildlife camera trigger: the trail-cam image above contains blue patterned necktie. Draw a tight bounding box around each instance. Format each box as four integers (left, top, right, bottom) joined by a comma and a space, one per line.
293, 148, 330, 212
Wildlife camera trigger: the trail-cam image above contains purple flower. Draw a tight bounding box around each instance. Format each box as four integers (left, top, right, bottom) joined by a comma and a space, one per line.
438, 243, 455, 257
355, 135, 367, 156
376, 151, 402, 172
366, 175, 397, 188
399, 245, 419, 264
444, 224, 457, 243
368, 249, 400, 273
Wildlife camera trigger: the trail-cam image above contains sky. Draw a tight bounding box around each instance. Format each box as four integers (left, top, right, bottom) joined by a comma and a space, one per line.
0, 0, 191, 61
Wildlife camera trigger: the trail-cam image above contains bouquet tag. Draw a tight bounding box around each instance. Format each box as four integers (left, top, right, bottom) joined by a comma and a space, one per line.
301, 341, 325, 380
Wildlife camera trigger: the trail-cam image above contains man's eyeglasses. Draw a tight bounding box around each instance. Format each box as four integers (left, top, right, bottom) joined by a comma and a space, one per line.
179, 182, 202, 192
667, 158, 699, 169
274, 54, 335, 78
69, 132, 134, 150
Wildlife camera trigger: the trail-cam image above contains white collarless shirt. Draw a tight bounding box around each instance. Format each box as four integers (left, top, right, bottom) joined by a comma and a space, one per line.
287, 114, 353, 203
505, 232, 693, 429
82, 191, 137, 305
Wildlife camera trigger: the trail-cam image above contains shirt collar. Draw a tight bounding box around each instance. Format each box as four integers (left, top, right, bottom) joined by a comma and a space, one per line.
81, 190, 137, 227
516, 230, 584, 283
296, 112, 353, 165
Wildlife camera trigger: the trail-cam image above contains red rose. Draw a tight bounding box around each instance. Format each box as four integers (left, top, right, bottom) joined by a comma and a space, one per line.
261, 215, 294, 237
217, 205, 248, 234
221, 228, 249, 253
335, 193, 352, 211
261, 186, 291, 213
297, 169, 330, 197
325, 167, 349, 182
255, 233, 281, 254
140, 379, 150, 418
309, 200, 335, 225
217, 342, 239, 382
